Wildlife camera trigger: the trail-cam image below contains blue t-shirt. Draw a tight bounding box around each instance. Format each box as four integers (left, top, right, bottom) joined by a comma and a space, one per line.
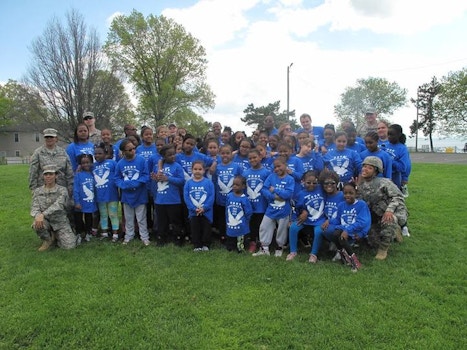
263, 173, 294, 219
93, 159, 119, 202
183, 177, 215, 223
226, 193, 253, 237
115, 155, 149, 208
73, 171, 97, 213
153, 161, 185, 205
213, 162, 243, 206
243, 167, 271, 213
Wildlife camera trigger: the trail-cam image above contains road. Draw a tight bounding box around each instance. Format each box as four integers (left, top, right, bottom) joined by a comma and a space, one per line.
410, 152, 467, 164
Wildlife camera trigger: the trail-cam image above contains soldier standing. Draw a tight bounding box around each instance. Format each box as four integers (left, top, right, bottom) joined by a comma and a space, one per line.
31, 165, 77, 251
358, 156, 407, 260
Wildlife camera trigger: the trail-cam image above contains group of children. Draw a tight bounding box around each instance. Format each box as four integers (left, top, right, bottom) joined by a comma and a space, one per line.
42, 114, 412, 273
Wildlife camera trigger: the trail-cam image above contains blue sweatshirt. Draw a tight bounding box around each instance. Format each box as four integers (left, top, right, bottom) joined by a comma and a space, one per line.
136, 144, 158, 163
324, 148, 362, 184
296, 151, 324, 173
330, 199, 371, 240
176, 151, 213, 181
115, 155, 149, 208
183, 177, 215, 223
93, 159, 119, 202
383, 142, 411, 188
360, 148, 393, 179
263, 173, 294, 219
214, 162, 243, 206
66, 142, 95, 172
294, 186, 326, 226
73, 171, 97, 213
232, 154, 251, 172
243, 167, 271, 213
153, 161, 185, 205
323, 191, 345, 233
226, 193, 253, 237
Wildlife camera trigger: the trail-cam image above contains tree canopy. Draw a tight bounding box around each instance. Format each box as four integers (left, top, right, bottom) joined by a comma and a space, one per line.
334, 77, 407, 130
104, 10, 215, 126
241, 101, 298, 131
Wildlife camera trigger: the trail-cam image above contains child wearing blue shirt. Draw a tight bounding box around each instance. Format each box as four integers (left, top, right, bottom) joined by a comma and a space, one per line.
176, 134, 213, 181
287, 171, 326, 263
232, 139, 252, 171
93, 144, 120, 242
277, 142, 304, 196
253, 157, 294, 257
323, 131, 362, 189
296, 138, 324, 174
152, 144, 185, 246
212, 144, 243, 244
329, 183, 371, 272
73, 154, 98, 242
184, 160, 215, 251
115, 139, 150, 246
243, 149, 271, 252
225, 176, 253, 252
66, 123, 95, 172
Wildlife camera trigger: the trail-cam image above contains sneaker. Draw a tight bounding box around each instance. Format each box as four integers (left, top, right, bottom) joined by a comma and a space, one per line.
143, 240, 150, 246
402, 226, 410, 237
122, 240, 130, 245
308, 254, 318, 263
112, 234, 119, 242
274, 249, 283, 257
100, 232, 109, 240
350, 253, 362, 272
252, 248, 270, 256
401, 184, 409, 198
340, 249, 352, 266
84, 234, 92, 242
202, 246, 210, 251
286, 252, 297, 261
76, 235, 82, 245
248, 241, 257, 253
193, 247, 203, 252
331, 251, 341, 262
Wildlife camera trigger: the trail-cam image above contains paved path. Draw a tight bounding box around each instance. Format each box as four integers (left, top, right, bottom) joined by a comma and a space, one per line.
410, 152, 467, 164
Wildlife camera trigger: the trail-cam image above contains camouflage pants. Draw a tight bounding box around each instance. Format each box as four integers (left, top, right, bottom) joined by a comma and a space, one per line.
367, 215, 400, 251
32, 218, 77, 249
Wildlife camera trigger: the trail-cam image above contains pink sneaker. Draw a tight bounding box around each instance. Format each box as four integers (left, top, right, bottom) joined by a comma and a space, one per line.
286, 252, 297, 261
308, 254, 318, 263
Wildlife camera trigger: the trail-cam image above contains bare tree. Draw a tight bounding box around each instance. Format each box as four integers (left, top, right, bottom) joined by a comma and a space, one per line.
25, 9, 132, 141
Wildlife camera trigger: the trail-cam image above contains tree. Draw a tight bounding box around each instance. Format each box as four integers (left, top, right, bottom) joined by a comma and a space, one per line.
25, 9, 131, 141
104, 11, 215, 126
410, 77, 441, 152
334, 77, 407, 130
435, 68, 467, 137
0, 80, 48, 129
241, 101, 298, 130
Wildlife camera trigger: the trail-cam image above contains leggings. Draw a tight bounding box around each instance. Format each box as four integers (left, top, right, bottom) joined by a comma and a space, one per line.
98, 201, 119, 231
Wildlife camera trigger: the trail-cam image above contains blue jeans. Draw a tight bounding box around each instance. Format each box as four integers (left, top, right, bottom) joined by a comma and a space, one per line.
288, 222, 323, 256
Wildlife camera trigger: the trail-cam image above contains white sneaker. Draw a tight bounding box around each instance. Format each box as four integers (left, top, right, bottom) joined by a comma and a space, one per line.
202, 246, 210, 251
401, 184, 409, 198
274, 249, 283, 257
332, 251, 342, 262
85, 234, 92, 242
402, 226, 410, 237
252, 248, 270, 256
112, 234, 119, 242
193, 247, 203, 252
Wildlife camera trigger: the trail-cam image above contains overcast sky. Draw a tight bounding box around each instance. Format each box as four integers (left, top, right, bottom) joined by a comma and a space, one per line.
1, 0, 466, 141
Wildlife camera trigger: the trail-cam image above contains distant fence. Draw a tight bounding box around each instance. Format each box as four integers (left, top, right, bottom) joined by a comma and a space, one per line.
408, 146, 466, 153
0, 157, 31, 165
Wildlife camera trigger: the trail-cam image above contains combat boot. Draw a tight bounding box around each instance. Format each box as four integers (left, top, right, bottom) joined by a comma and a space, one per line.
375, 248, 388, 260
394, 226, 403, 243
38, 238, 52, 252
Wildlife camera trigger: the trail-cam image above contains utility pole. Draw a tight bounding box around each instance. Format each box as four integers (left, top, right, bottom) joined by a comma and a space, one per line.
415, 86, 420, 152
287, 63, 293, 121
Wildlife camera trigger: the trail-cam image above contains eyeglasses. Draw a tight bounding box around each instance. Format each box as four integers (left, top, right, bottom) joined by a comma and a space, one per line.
323, 181, 336, 186
124, 147, 136, 152
83, 116, 94, 120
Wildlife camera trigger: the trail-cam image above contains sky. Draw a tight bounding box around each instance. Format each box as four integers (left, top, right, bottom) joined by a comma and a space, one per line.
1, 0, 466, 145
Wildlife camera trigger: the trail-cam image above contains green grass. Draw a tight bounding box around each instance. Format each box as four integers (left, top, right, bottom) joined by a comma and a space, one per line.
0, 164, 466, 349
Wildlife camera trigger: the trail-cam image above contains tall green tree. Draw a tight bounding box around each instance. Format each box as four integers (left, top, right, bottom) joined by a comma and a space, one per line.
435, 68, 467, 137
334, 77, 407, 130
241, 101, 297, 130
104, 11, 215, 126
410, 77, 441, 152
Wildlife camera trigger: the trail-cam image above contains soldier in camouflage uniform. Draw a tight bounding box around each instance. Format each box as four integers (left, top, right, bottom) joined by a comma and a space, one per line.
31, 165, 77, 251
358, 156, 408, 260
29, 128, 74, 196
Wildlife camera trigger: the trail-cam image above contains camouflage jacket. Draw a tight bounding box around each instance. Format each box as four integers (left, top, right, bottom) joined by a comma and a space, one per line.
358, 177, 408, 222
31, 185, 69, 220
28, 145, 74, 194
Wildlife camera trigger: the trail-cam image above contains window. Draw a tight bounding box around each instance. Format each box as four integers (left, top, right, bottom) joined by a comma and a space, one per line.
14, 133, 19, 142
15, 150, 20, 157
35, 133, 40, 142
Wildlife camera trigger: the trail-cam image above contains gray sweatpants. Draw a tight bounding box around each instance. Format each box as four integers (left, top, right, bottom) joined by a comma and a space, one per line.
123, 203, 149, 242
258, 215, 289, 249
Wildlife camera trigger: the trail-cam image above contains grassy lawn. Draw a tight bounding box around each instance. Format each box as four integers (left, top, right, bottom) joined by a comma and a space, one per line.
0, 164, 465, 349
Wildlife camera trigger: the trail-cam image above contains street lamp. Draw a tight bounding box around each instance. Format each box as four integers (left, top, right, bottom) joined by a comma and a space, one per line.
287, 63, 293, 121
415, 86, 420, 152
